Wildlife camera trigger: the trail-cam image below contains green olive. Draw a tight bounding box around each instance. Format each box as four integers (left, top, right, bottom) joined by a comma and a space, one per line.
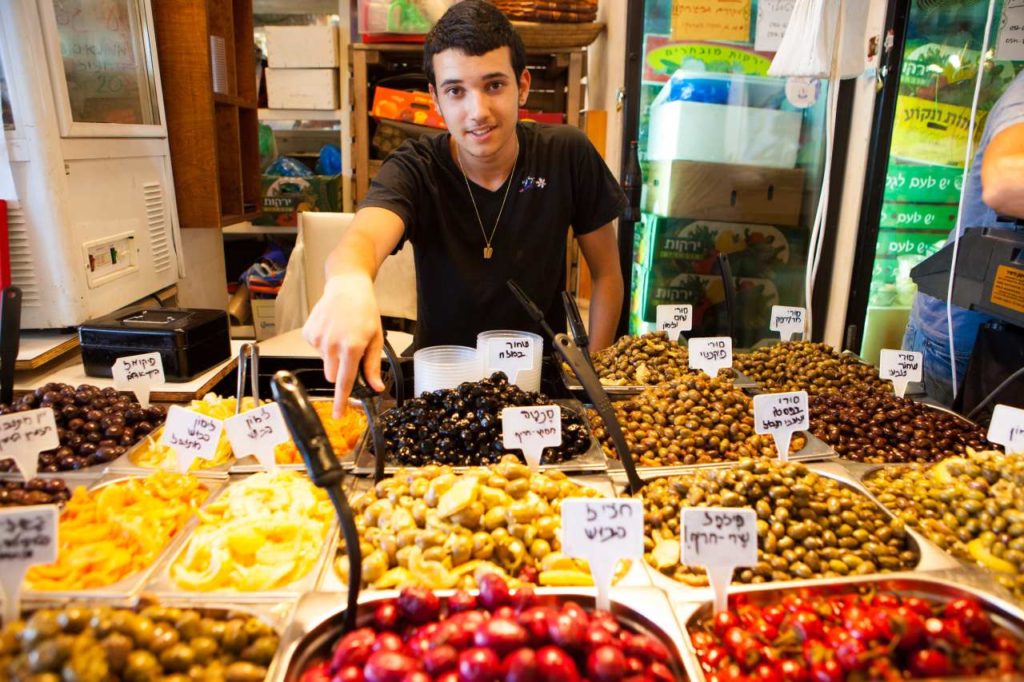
224, 661, 268, 682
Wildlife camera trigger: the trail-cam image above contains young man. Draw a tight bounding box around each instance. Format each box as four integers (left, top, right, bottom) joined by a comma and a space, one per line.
903, 69, 1024, 406
303, 0, 626, 414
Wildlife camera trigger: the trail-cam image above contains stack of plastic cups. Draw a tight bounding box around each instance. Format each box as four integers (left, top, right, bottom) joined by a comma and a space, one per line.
413, 345, 481, 396
477, 330, 543, 393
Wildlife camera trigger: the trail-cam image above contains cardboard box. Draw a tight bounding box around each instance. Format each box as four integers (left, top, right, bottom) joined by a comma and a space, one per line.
372, 86, 445, 129
265, 26, 338, 68
266, 68, 339, 109
645, 160, 805, 227
648, 100, 803, 169
250, 298, 277, 341
255, 175, 341, 227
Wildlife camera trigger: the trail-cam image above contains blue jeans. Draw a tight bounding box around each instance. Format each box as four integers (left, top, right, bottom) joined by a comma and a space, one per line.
902, 319, 973, 407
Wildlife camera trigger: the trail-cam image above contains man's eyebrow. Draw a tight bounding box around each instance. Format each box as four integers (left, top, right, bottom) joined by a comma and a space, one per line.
439, 72, 511, 87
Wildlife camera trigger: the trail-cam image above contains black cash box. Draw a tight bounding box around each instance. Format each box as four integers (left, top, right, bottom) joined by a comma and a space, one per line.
79, 308, 231, 382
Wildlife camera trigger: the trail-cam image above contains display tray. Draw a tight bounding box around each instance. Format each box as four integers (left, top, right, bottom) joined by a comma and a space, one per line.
351, 399, 607, 475
604, 430, 836, 480
21, 473, 225, 605
621, 462, 960, 596
671, 571, 1024, 682
107, 427, 234, 477
266, 587, 696, 682
142, 475, 338, 601
230, 398, 367, 474
558, 361, 758, 399
317, 472, 630, 593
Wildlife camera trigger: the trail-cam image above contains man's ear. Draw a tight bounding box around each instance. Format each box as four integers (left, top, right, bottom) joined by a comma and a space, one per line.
517, 69, 532, 107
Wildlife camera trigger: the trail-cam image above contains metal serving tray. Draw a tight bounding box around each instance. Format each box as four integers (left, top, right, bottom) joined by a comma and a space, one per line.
604, 429, 835, 481
616, 462, 959, 596
106, 427, 235, 477
558, 360, 759, 399
21, 472, 225, 606
315, 472, 646, 593
672, 571, 1024, 682
267, 587, 695, 682
351, 399, 607, 475
143, 474, 338, 602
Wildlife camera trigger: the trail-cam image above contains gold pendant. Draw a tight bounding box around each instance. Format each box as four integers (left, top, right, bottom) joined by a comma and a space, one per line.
483, 246, 493, 259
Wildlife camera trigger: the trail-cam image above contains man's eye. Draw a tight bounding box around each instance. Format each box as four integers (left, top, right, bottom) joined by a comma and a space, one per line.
446, 87, 463, 96
487, 82, 505, 92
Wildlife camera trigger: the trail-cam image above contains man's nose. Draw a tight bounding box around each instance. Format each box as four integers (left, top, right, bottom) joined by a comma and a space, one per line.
466, 89, 488, 120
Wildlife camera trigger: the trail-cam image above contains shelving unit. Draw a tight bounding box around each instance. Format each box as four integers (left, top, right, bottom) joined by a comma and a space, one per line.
152, 0, 261, 228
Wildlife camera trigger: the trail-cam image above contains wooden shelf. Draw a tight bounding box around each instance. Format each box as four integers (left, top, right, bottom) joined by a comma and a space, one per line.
222, 221, 298, 235
153, 0, 261, 229
258, 108, 344, 121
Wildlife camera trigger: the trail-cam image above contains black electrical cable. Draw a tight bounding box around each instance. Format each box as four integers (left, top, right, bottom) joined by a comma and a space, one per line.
966, 364, 1024, 422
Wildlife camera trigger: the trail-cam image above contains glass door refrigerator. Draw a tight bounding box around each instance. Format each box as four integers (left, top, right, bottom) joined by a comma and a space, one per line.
619, 0, 834, 347
845, 0, 1023, 364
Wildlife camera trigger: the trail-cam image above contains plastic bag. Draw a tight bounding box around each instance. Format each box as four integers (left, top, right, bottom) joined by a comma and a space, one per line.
768, 0, 868, 79
316, 144, 341, 175
265, 156, 313, 178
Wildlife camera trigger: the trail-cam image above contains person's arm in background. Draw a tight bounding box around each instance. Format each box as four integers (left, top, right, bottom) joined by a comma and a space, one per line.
302, 207, 405, 415
982, 121, 1024, 219
576, 222, 623, 351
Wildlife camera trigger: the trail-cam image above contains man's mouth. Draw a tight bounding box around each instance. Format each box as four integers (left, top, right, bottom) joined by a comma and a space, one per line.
467, 126, 495, 139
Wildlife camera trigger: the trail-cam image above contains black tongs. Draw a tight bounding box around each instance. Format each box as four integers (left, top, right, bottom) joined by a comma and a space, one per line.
561, 291, 594, 373
507, 281, 644, 494
272, 370, 361, 634
350, 337, 402, 484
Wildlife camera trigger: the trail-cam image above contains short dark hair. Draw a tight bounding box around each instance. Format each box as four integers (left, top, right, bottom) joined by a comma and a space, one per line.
423, 0, 527, 88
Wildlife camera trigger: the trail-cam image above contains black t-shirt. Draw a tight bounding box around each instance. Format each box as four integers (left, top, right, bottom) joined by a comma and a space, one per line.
360, 122, 626, 349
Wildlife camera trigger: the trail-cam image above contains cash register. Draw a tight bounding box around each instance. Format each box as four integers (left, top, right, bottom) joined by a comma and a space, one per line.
910, 225, 1024, 414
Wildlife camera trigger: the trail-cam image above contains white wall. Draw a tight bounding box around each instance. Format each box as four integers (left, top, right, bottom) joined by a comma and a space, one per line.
588, 0, 628, 180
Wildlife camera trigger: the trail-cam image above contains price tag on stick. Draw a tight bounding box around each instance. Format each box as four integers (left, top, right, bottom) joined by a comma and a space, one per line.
753, 391, 809, 462
0, 505, 58, 626
562, 498, 643, 611
486, 338, 535, 384
111, 352, 165, 408
988, 404, 1024, 455
160, 405, 224, 473
879, 349, 922, 398
769, 306, 806, 341
502, 405, 561, 470
689, 337, 733, 377
656, 304, 693, 341
224, 403, 289, 472
681, 508, 758, 615
0, 408, 59, 480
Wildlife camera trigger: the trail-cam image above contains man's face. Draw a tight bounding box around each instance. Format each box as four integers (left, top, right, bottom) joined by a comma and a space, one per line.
429, 46, 530, 162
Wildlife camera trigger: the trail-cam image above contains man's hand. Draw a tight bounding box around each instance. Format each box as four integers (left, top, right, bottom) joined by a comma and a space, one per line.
303, 273, 388, 417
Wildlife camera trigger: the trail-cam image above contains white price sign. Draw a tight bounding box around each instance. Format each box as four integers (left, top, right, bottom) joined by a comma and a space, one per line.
656, 304, 693, 340
754, 0, 795, 52
688, 337, 733, 377
681, 507, 758, 614
111, 352, 165, 408
485, 338, 535, 383
879, 349, 922, 398
988, 404, 1024, 455
501, 405, 561, 470
753, 391, 809, 461
224, 403, 289, 472
0, 408, 59, 480
160, 405, 224, 473
561, 498, 643, 611
769, 305, 806, 341
0, 504, 58, 625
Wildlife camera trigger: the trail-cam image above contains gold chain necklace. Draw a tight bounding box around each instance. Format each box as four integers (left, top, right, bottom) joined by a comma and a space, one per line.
455, 139, 519, 260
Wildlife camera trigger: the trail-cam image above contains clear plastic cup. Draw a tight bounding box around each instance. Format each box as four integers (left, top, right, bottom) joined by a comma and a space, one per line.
413, 345, 481, 396
477, 330, 543, 393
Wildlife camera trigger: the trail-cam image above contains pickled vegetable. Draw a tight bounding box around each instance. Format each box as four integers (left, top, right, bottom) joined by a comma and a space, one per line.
25, 473, 207, 591
171, 471, 333, 591
273, 400, 366, 464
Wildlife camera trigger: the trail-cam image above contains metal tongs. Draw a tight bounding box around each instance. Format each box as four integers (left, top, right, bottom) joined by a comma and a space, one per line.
561, 291, 595, 374
507, 280, 644, 493
272, 371, 362, 634
0, 287, 21, 405
235, 343, 260, 413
